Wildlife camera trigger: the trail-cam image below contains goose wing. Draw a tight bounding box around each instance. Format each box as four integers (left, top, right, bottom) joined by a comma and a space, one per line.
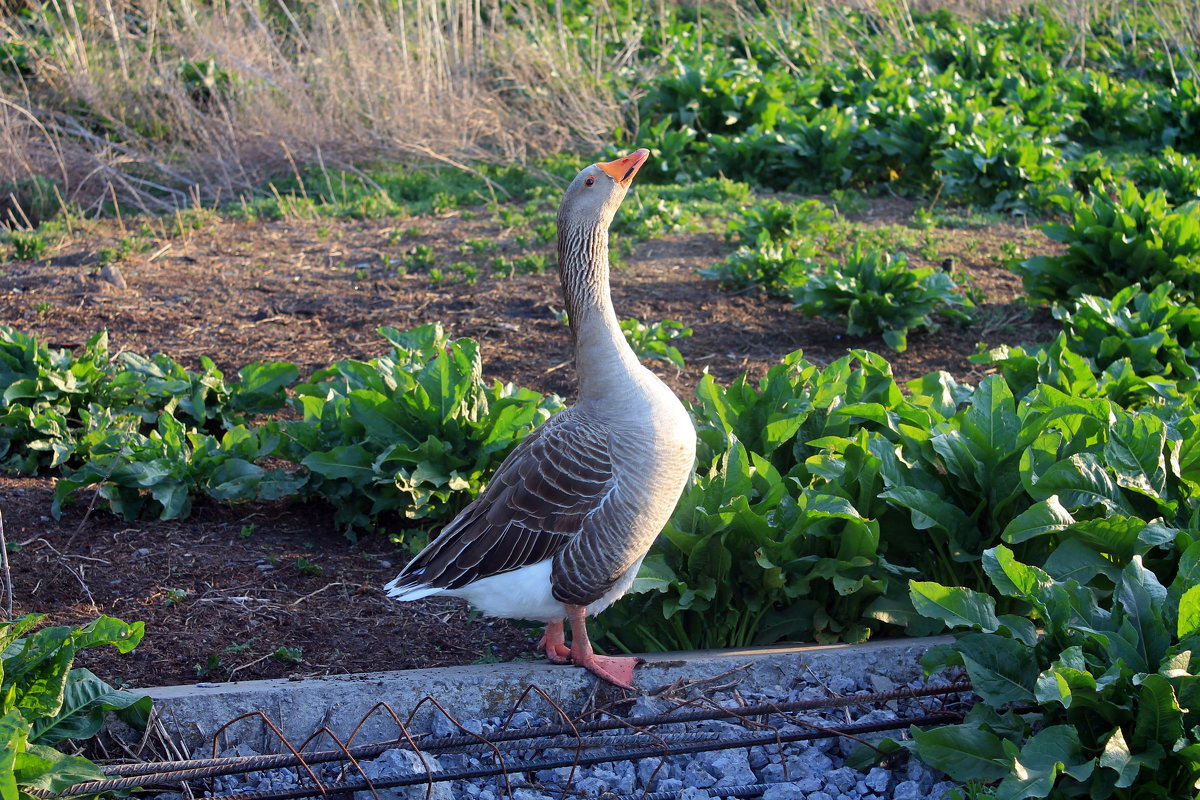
387, 411, 614, 592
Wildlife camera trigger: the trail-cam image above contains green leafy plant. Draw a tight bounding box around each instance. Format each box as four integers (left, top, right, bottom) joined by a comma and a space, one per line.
1052, 282, 1200, 384
1016, 182, 1200, 303
270, 646, 303, 664
793, 246, 973, 352
275, 323, 563, 540
619, 319, 691, 370
906, 542, 1199, 799
1, 615, 150, 800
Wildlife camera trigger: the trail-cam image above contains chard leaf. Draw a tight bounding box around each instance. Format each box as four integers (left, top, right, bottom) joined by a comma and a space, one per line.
301, 445, 376, 479
1035, 663, 1098, 709
13, 743, 105, 793
1044, 537, 1122, 585
0, 710, 29, 800
997, 725, 1091, 800
1131, 673, 1184, 751
1025, 452, 1129, 514
1105, 410, 1167, 499
1179, 584, 1200, 640
29, 668, 150, 745
1117, 557, 1170, 669
880, 486, 971, 538
1000, 495, 1074, 544
957, 633, 1039, 707
982, 546, 1061, 619
910, 723, 1011, 782
1100, 726, 1159, 789
909, 581, 999, 631
962, 375, 1018, 455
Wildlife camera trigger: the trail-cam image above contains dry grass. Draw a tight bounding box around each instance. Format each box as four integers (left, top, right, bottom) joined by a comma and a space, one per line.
0, 0, 632, 217
1, 0, 1196, 223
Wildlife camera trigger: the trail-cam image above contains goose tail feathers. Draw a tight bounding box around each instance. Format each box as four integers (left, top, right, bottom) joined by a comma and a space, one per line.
383, 574, 442, 601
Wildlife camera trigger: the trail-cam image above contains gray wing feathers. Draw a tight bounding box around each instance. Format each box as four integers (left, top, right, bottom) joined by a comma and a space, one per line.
388, 413, 615, 592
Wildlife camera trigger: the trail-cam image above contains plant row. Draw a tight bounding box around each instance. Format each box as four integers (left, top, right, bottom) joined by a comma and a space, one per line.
700, 180, 1200, 351
624, 11, 1200, 212
1, 317, 692, 545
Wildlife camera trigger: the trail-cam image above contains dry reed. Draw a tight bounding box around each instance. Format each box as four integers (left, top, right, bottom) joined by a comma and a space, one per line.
0, 0, 631, 218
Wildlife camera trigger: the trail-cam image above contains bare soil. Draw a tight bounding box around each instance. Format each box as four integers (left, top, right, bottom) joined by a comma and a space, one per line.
0, 195, 1059, 689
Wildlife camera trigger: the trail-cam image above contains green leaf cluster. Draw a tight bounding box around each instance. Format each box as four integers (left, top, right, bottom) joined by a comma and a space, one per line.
618, 319, 691, 371
1, 615, 149, 800
0, 326, 296, 475
1053, 283, 1200, 387
906, 543, 1199, 799
598, 343, 1200, 656
272, 323, 563, 538
631, 11, 1200, 210
699, 199, 834, 296
1016, 182, 1200, 303
793, 246, 973, 352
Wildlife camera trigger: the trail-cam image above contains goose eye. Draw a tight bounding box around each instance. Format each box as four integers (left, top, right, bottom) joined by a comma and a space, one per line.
584, 176, 595, 186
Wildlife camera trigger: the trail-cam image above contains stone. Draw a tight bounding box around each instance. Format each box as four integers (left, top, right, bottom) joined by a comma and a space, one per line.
761, 783, 806, 800
930, 781, 959, 799
827, 767, 858, 793
865, 767, 891, 793
705, 750, 757, 786
355, 749, 451, 800
681, 759, 717, 788
892, 780, 923, 800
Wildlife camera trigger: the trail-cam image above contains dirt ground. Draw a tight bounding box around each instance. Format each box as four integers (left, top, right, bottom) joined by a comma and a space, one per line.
0, 194, 1059, 689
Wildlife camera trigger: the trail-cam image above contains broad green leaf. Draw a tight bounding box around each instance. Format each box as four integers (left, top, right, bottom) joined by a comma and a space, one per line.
1044, 537, 1122, 586
961, 375, 1020, 469
0, 710, 28, 800
1035, 663, 1098, 709
73, 617, 143, 654
983, 545, 1054, 607
1117, 557, 1170, 669
910, 723, 1010, 782
1105, 410, 1167, 499
997, 725, 1091, 800
957, 633, 1039, 707
11, 639, 74, 721
909, 581, 999, 632
1172, 540, 1200, 602
29, 668, 150, 745
1179, 584, 1200, 640
1025, 452, 1128, 514
13, 743, 104, 793
1131, 673, 1184, 752
300, 445, 376, 479
1099, 726, 1158, 789
1001, 495, 1074, 544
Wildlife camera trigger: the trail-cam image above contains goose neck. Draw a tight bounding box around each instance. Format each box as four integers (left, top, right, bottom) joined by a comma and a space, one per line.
558, 225, 639, 398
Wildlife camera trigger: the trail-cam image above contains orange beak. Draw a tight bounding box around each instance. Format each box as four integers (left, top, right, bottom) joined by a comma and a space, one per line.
596, 148, 650, 188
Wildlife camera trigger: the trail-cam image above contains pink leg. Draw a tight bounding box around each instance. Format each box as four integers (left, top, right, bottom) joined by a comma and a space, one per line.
566, 604, 641, 689
537, 619, 571, 664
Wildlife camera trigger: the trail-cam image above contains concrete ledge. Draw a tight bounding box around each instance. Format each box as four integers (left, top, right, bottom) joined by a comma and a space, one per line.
144, 636, 952, 753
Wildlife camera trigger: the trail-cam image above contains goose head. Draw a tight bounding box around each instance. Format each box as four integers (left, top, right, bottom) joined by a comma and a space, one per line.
556, 148, 649, 235
556, 149, 649, 335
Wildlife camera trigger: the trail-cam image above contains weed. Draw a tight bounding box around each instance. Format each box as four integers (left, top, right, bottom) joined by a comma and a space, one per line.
270, 646, 303, 664
163, 588, 189, 606
7, 231, 49, 261
296, 556, 322, 575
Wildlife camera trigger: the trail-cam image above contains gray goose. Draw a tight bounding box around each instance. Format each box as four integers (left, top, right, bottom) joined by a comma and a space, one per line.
385, 149, 695, 688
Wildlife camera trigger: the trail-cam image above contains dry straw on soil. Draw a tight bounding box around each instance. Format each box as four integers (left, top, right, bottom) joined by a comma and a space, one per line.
1, 0, 634, 216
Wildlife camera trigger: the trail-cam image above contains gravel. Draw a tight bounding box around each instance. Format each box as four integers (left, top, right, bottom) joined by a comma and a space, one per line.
181, 670, 967, 800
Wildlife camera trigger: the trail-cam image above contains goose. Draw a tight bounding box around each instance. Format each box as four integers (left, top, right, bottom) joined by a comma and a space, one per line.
384, 149, 696, 689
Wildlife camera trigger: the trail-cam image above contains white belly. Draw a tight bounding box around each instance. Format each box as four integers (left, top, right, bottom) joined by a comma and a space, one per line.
422, 555, 646, 623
